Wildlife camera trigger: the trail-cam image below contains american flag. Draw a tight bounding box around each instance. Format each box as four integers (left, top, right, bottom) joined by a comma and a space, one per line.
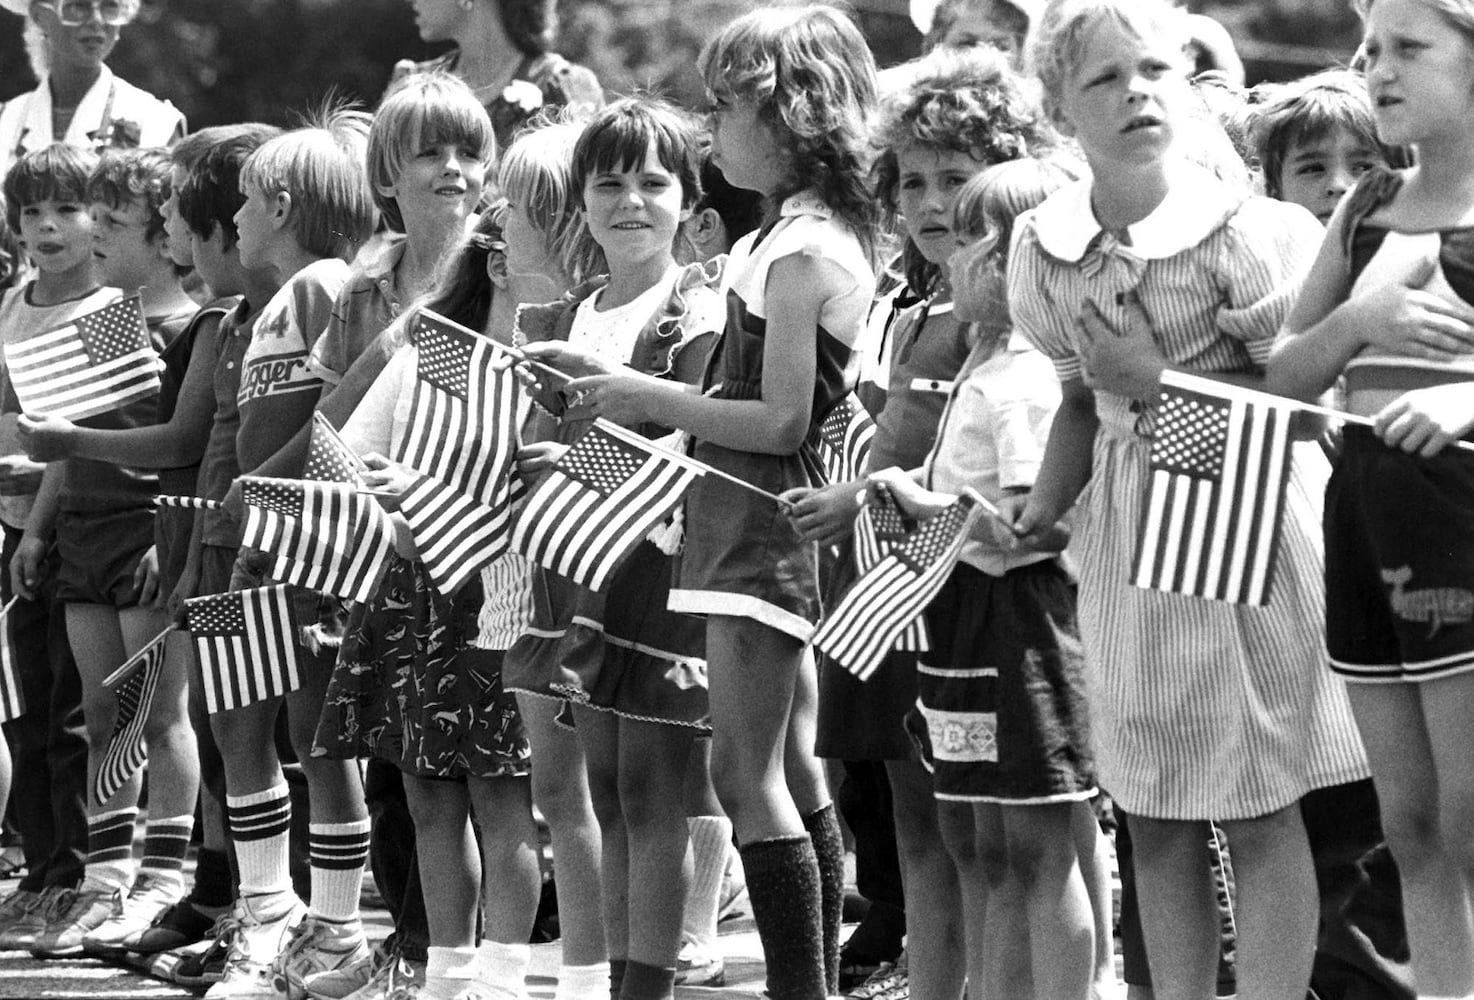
815, 492, 982, 681
305, 411, 367, 484
512, 419, 706, 591
815, 393, 875, 486
1131, 371, 1296, 606
94, 628, 170, 805
185, 585, 302, 714
393, 309, 524, 593
3, 296, 161, 420
0, 597, 24, 723
240, 476, 394, 602
851, 486, 928, 655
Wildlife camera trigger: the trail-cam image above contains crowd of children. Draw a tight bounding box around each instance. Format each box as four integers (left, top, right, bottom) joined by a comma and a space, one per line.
1, 0, 1473, 999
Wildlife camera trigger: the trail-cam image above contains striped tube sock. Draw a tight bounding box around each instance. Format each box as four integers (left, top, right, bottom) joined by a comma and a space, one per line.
802, 804, 845, 995
308, 819, 370, 922
227, 784, 292, 895
86, 807, 139, 889
140, 814, 193, 890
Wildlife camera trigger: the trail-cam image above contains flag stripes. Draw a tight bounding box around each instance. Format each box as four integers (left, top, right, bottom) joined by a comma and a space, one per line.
94, 630, 170, 804
186, 585, 302, 714
815, 393, 875, 486
398, 474, 521, 594
816, 493, 982, 681
3, 296, 161, 420
1130, 371, 1295, 605
851, 488, 928, 654
240, 477, 394, 602
512, 419, 705, 591
0, 597, 25, 724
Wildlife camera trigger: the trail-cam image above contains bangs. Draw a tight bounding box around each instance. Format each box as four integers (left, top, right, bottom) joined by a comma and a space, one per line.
572, 99, 703, 209
4, 145, 95, 210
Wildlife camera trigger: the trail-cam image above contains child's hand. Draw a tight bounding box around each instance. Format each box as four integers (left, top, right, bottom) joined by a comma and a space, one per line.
0, 455, 45, 496
783, 481, 863, 547
1078, 292, 1168, 400
565, 372, 660, 426
17, 413, 77, 461
1374, 383, 1474, 457
1351, 256, 1474, 361
1003, 493, 1071, 553
359, 453, 419, 511
134, 544, 162, 610
516, 441, 569, 483
9, 533, 45, 602
521, 342, 616, 379
867, 467, 955, 520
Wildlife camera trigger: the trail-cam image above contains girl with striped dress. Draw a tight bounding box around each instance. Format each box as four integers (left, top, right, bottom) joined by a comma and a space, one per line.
1005, 2, 1368, 997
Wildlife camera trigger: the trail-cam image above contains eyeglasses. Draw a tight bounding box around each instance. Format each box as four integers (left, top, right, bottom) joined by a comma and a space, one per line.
38, 0, 137, 26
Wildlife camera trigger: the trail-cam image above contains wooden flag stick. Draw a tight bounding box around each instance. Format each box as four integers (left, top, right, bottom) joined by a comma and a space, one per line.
102, 625, 176, 688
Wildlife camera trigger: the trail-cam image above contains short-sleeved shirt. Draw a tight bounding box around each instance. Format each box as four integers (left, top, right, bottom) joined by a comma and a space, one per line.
237, 258, 350, 474
198, 297, 251, 547
867, 299, 974, 474
923, 332, 1060, 576
307, 235, 408, 388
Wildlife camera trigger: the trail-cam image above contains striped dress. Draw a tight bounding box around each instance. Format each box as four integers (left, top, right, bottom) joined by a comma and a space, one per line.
1008, 164, 1369, 820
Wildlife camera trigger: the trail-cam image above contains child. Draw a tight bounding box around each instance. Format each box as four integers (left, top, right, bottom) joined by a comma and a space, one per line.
11, 145, 201, 961
1249, 69, 1386, 226
1008, 1, 1369, 997
514, 97, 725, 1000
551, 9, 878, 999
0, 144, 104, 954
785, 45, 1065, 1000
203, 106, 378, 1000
1269, 1, 1474, 995
869, 154, 1095, 1000
918, 0, 1038, 61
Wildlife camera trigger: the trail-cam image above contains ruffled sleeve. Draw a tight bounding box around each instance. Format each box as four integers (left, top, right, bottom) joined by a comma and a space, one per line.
1213, 197, 1324, 368
1008, 214, 1084, 384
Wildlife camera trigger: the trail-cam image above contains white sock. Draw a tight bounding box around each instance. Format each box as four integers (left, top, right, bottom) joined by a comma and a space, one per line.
682, 815, 731, 952
85, 807, 139, 890
553, 962, 612, 1000
476, 940, 531, 998
227, 783, 292, 895
426, 944, 481, 981
308, 819, 370, 923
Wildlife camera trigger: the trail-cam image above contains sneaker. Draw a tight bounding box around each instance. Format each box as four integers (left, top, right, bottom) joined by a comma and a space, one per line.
129, 897, 220, 954
274, 915, 370, 1000
82, 871, 184, 956
0, 888, 41, 944
675, 939, 726, 986
303, 937, 395, 1000
203, 892, 308, 999
342, 952, 425, 1000
846, 962, 908, 1000
172, 919, 234, 987
30, 879, 124, 958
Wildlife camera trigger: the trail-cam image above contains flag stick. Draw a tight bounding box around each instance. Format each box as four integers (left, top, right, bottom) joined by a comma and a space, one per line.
154, 495, 222, 510
0, 595, 18, 620
102, 625, 176, 688
1288, 398, 1474, 454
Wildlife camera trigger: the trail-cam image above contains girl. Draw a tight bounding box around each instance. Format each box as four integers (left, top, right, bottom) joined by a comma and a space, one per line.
544, 9, 878, 999
784, 45, 1070, 1000
1007, 2, 1368, 998
1269, 1, 1474, 995
512, 97, 724, 1000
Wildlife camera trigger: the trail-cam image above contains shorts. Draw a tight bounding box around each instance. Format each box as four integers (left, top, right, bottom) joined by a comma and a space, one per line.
55, 507, 155, 607
1326, 427, 1474, 682
198, 544, 237, 598
909, 559, 1095, 804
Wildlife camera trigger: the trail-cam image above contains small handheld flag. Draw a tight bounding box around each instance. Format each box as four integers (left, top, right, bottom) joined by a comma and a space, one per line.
94, 627, 172, 805
240, 477, 395, 602
0, 596, 25, 724
4, 296, 161, 420
815, 393, 875, 486
851, 486, 928, 655
186, 586, 302, 714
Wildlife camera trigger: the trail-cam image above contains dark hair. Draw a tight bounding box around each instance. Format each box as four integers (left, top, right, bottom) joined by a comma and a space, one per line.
925, 0, 1032, 55
498, 0, 556, 57
3, 143, 98, 234
695, 156, 764, 244
571, 97, 704, 212
1248, 69, 1388, 200
178, 124, 284, 248
86, 147, 173, 244
871, 46, 1054, 296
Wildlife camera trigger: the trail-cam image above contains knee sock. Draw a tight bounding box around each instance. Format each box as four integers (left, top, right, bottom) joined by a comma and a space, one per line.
803, 804, 845, 994
476, 939, 531, 1000
553, 961, 611, 1000
227, 783, 292, 896
739, 835, 826, 1000
609, 958, 627, 1000
139, 814, 193, 893
188, 847, 235, 911
308, 819, 370, 924
618, 959, 675, 1000
681, 816, 731, 954
86, 807, 139, 889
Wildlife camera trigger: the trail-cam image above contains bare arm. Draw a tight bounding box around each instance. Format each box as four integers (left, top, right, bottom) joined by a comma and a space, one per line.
1013, 379, 1097, 539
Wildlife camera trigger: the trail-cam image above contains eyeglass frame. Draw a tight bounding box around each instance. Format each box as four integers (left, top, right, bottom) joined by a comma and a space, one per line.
34, 0, 139, 27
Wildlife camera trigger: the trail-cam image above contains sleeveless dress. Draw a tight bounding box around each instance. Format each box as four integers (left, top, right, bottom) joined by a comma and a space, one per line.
501, 261, 724, 728
668, 191, 877, 640
1323, 166, 1474, 683
1008, 164, 1369, 820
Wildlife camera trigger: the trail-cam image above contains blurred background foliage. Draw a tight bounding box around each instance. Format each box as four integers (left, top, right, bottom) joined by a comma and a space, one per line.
1, 0, 1361, 128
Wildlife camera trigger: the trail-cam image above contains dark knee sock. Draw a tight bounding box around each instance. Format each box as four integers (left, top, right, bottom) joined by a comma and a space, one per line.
188, 848, 234, 909
617, 959, 675, 1000
609, 958, 627, 1000
803, 804, 845, 994
739, 835, 826, 1000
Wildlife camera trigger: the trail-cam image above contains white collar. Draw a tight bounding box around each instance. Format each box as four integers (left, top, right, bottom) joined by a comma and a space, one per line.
1031, 161, 1243, 263
19, 65, 118, 150
778, 189, 833, 220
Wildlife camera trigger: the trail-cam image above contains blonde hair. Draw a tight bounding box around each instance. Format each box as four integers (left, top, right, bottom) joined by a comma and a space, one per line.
498, 115, 601, 283
240, 103, 376, 262
1356, 0, 1474, 37
1030, 0, 1191, 118
370, 72, 495, 233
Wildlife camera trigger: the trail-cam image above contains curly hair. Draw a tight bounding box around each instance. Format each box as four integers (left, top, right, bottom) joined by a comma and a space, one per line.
698, 4, 880, 259
85, 147, 173, 245
872, 46, 1055, 295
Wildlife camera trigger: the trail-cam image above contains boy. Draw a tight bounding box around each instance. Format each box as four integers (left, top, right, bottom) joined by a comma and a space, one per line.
0, 142, 104, 953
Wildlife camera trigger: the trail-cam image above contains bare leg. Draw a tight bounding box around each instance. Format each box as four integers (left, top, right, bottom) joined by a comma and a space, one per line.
1074, 801, 1120, 998
1218, 806, 1316, 1000
1129, 816, 1221, 1000
402, 777, 477, 948
885, 759, 964, 1000
467, 774, 541, 946
577, 705, 627, 962
1001, 802, 1092, 1000
617, 717, 695, 968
